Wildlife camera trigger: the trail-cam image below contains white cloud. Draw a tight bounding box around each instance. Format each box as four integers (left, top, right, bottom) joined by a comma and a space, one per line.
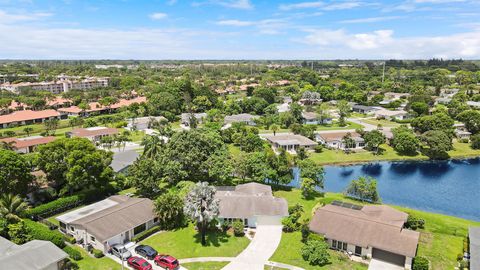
149, 12, 167, 20
279, 1, 324, 11
217, 19, 254, 26
167, 0, 178, 5
301, 28, 480, 59
323, 1, 362, 10
218, 0, 253, 9
216, 18, 288, 35
340, 16, 403, 24
0, 10, 52, 23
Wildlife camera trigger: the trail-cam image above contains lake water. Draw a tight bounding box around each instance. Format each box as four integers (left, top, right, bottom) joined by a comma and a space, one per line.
290, 158, 480, 221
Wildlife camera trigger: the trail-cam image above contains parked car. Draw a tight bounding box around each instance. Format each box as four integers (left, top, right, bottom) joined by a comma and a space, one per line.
111, 244, 132, 260
154, 254, 180, 270
135, 245, 158, 260
128, 256, 152, 270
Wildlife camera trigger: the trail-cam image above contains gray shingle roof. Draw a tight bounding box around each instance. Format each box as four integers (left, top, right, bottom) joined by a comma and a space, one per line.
0, 237, 68, 270
111, 150, 140, 172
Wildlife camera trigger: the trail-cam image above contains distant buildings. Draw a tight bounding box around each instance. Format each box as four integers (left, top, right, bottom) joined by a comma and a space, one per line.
181, 113, 207, 126
352, 105, 377, 115
1, 76, 109, 94
58, 96, 146, 117
224, 113, 259, 126
0, 136, 55, 153
0, 236, 68, 270
261, 133, 317, 153
0, 109, 65, 129
302, 112, 332, 125
127, 116, 167, 131
315, 131, 365, 150
66, 127, 119, 142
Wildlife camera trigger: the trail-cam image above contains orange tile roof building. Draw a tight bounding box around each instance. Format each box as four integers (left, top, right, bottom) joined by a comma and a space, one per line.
0, 110, 64, 129
0, 136, 56, 153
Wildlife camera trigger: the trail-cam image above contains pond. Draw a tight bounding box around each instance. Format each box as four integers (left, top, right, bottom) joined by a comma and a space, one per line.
290, 158, 480, 221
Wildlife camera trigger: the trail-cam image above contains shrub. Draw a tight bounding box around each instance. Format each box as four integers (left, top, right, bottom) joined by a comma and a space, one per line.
314, 144, 324, 153
25, 195, 83, 218
301, 240, 330, 266
457, 253, 464, 261
307, 233, 324, 242
300, 219, 311, 243
472, 134, 480, 149
63, 246, 83, 261
282, 204, 304, 232
24, 219, 65, 248
232, 220, 245, 236
221, 220, 231, 232
65, 235, 76, 244
131, 226, 161, 242
412, 256, 429, 270
405, 215, 425, 230
92, 248, 104, 258
64, 259, 79, 270
459, 138, 469, 143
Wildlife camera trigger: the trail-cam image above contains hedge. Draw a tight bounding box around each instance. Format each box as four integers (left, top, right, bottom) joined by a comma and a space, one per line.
131, 226, 161, 242
93, 248, 104, 258
24, 219, 66, 248
63, 246, 83, 261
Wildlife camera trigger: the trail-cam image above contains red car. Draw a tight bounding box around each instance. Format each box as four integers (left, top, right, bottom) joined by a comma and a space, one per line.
127, 256, 152, 270
154, 254, 180, 270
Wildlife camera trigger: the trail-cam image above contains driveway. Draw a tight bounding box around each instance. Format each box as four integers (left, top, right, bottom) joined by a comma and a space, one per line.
368, 259, 404, 270
222, 224, 283, 270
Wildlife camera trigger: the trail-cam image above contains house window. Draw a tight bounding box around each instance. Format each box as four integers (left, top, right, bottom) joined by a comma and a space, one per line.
70, 226, 75, 232
90, 236, 95, 242
154, 217, 159, 224
342, 242, 347, 251
332, 240, 337, 249
134, 223, 147, 235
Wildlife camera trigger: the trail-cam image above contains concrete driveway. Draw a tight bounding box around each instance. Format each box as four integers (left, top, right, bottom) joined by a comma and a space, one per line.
368, 259, 404, 270
222, 224, 283, 270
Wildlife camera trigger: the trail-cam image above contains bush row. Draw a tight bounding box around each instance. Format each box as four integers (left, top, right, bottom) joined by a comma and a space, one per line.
131, 226, 161, 242
24, 219, 66, 248
93, 248, 104, 258
63, 246, 83, 261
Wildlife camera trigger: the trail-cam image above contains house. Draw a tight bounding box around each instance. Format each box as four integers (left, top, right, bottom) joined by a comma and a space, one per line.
374, 109, 410, 121
0, 136, 55, 153
224, 113, 259, 126
66, 127, 119, 142
276, 103, 290, 113
302, 112, 332, 125
352, 105, 377, 115
180, 113, 207, 126
0, 236, 68, 270
215, 182, 288, 227
58, 97, 147, 117
261, 133, 317, 153
310, 202, 419, 269
315, 131, 365, 150
127, 116, 167, 131
454, 123, 472, 140
111, 150, 140, 174
467, 101, 480, 109
384, 92, 411, 101
435, 97, 452, 105
470, 227, 480, 270
0, 109, 65, 129
56, 195, 157, 253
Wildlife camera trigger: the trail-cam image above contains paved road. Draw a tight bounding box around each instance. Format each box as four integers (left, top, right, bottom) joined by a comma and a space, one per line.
347, 117, 378, 131
222, 225, 283, 270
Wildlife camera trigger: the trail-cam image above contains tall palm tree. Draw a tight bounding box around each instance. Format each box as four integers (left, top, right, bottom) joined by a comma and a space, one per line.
141, 135, 164, 159
0, 194, 28, 223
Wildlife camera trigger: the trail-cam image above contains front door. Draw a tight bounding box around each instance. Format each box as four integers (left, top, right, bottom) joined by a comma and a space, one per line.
124, 231, 130, 243
355, 246, 362, 255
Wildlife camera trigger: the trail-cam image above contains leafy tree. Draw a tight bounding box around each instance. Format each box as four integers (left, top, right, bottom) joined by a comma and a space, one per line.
316, 103, 331, 124
410, 102, 429, 116
363, 130, 386, 154
337, 100, 351, 126
298, 159, 325, 196
183, 182, 219, 246
297, 147, 308, 160
342, 133, 356, 149
253, 87, 276, 104
154, 193, 185, 230
0, 194, 28, 223
301, 240, 330, 266
290, 103, 303, 123
128, 157, 164, 197
0, 149, 34, 196
141, 135, 165, 159
43, 118, 59, 135
23, 127, 33, 136
392, 131, 419, 155
344, 176, 380, 203
411, 113, 454, 135
270, 124, 279, 136
8, 221, 31, 244
300, 178, 316, 198
35, 138, 114, 194
457, 110, 480, 134
471, 134, 480, 149
412, 256, 429, 270
420, 130, 453, 159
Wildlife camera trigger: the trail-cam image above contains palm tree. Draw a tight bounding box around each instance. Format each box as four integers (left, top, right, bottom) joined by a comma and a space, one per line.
23, 127, 33, 136
0, 194, 28, 223
271, 124, 279, 136
0, 141, 16, 150
141, 135, 164, 159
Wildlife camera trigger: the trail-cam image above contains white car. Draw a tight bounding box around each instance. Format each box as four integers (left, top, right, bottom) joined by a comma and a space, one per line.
111, 244, 132, 260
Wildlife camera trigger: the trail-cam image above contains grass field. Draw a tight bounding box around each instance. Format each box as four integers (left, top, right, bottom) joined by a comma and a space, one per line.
141, 224, 250, 259
182, 261, 229, 270
272, 190, 480, 270
71, 245, 122, 270
308, 141, 480, 165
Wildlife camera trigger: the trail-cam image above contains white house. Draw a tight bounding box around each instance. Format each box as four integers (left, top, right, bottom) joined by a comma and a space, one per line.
215, 182, 288, 227
302, 112, 332, 125
315, 131, 365, 150
374, 109, 410, 121
224, 113, 259, 126
127, 116, 167, 131
56, 195, 157, 253
66, 127, 119, 142
0, 236, 68, 270
310, 202, 419, 269
261, 133, 317, 153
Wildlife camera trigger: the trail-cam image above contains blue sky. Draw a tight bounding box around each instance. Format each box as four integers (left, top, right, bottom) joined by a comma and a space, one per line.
0, 0, 479, 59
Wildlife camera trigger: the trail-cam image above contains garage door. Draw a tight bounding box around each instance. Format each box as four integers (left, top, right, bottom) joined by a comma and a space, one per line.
256, 216, 282, 226
372, 248, 405, 266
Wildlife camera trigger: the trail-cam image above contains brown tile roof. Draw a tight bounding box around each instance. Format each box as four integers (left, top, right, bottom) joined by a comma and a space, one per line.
0, 136, 55, 149
69, 127, 119, 138
0, 110, 60, 125
70, 195, 155, 242
215, 183, 288, 218
310, 204, 419, 258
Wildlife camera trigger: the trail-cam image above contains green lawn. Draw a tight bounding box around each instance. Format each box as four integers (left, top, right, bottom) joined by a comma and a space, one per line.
273, 190, 480, 270
182, 261, 229, 270
308, 141, 480, 165
71, 245, 121, 270
360, 118, 401, 127
141, 224, 250, 259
